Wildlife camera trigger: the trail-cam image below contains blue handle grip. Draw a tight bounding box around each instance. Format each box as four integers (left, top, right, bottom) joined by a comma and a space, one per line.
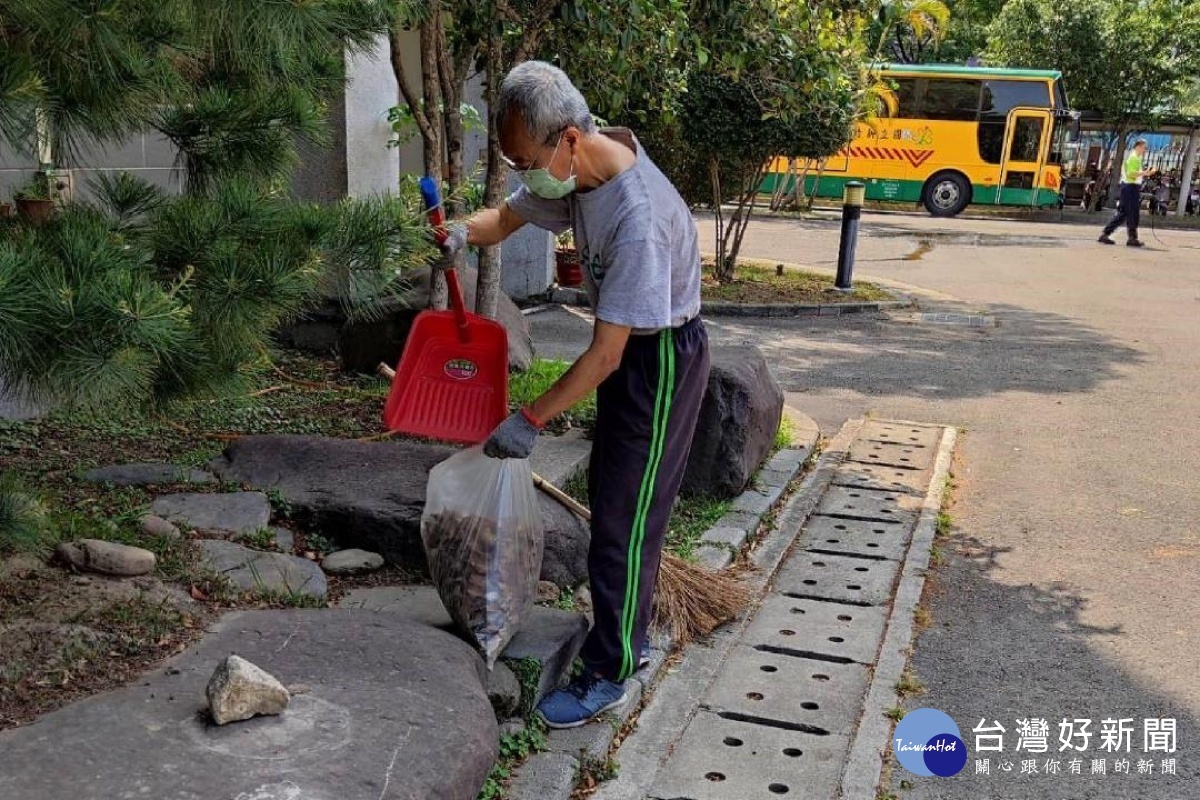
418, 177, 441, 212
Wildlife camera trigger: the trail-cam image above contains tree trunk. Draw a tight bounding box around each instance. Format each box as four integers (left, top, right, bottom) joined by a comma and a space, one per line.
475, 32, 507, 320
725, 164, 765, 279
807, 159, 828, 211
1106, 126, 1129, 206
710, 156, 729, 282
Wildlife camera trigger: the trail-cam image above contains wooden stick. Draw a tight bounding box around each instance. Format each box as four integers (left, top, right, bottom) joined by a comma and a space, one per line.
377, 363, 397, 380
531, 471, 591, 521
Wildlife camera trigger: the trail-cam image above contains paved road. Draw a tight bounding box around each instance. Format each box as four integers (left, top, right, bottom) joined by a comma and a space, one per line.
531, 210, 1200, 798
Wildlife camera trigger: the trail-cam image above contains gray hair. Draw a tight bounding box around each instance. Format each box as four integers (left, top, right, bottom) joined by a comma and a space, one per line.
497, 61, 596, 145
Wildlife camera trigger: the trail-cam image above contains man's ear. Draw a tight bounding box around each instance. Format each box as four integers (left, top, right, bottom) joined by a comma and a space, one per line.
562, 126, 582, 154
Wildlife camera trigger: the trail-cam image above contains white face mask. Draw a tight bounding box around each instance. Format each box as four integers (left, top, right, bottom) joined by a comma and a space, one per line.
511, 133, 577, 199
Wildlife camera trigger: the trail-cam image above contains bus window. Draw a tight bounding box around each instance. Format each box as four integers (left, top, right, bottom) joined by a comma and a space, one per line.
923, 79, 981, 121
978, 120, 1006, 164
1009, 117, 1045, 162
892, 77, 921, 117
980, 80, 1052, 114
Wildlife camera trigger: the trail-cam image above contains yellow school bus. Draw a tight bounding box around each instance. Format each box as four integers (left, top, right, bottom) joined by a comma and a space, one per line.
763, 64, 1074, 216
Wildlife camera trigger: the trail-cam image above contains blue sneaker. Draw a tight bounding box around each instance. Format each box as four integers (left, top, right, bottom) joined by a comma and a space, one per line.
537, 672, 629, 729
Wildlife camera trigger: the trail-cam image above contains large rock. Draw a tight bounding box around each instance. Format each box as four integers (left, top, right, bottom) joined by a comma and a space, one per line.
682, 345, 784, 499
321, 549, 384, 575
56, 539, 156, 577
150, 491, 271, 535
206, 655, 290, 725
0, 610, 498, 800
537, 493, 589, 587
197, 540, 328, 600
278, 265, 534, 373
209, 436, 455, 567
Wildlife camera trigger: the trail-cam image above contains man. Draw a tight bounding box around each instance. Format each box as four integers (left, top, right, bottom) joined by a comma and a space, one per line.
1099, 139, 1153, 247
442, 61, 710, 728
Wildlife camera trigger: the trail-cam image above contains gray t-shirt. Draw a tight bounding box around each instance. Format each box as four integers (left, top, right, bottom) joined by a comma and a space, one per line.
506, 129, 701, 332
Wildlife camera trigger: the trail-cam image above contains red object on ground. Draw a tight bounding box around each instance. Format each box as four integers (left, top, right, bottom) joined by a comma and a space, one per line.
382, 179, 509, 444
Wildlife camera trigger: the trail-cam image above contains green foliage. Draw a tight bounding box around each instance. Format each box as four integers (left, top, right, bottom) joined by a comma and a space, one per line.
504, 656, 544, 717
775, 416, 796, 452
12, 172, 52, 201
0, 474, 50, 555
498, 717, 548, 761
871, 0, 952, 63
0, 176, 428, 411
236, 528, 280, 552
388, 101, 484, 147
508, 359, 596, 432
987, 0, 1200, 122
665, 493, 732, 560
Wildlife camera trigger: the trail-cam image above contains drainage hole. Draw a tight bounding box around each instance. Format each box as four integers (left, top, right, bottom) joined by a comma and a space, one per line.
812, 561, 826, 567
855, 567, 869, 573
827, 539, 840, 544
835, 524, 847, 530
847, 584, 862, 590
882, 509, 894, 514
803, 579, 817, 586
867, 543, 879, 548
790, 607, 807, 614
705, 772, 726, 782
747, 692, 764, 701
845, 505, 855, 509
780, 629, 796, 636
900, 457, 910, 462
873, 529, 885, 534
812, 674, 830, 681
849, 493, 861, 498
837, 614, 853, 621
783, 748, 803, 757
724, 737, 744, 747
768, 783, 790, 794
828, 636, 844, 643
801, 702, 819, 710
761, 665, 778, 673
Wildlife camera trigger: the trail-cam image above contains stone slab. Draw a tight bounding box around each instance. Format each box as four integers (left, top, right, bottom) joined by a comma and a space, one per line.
738, 594, 888, 665
731, 485, 783, 516
847, 439, 934, 471
703, 645, 873, 736
508, 751, 580, 799
502, 606, 590, 707
151, 491, 271, 534
529, 429, 590, 489
0, 610, 497, 800
694, 544, 734, 571
84, 462, 215, 486
336, 585, 454, 628
758, 468, 793, 488
715, 510, 763, 533
814, 485, 921, 525
648, 710, 849, 800
801, 515, 911, 562
829, 461, 930, 495
702, 526, 749, 549
763, 448, 807, 474
774, 551, 901, 607
197, 540, 328, 599
859, 419, 943, 450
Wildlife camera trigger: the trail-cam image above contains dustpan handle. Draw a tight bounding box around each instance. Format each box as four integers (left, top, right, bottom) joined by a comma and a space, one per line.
420, 177, 471, 343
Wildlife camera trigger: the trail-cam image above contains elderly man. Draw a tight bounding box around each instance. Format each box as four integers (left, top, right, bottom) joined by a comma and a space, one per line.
443, 60, 709, 728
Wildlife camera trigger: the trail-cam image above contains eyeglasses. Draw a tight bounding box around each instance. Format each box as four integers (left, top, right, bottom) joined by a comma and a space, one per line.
500, 131, 566, 173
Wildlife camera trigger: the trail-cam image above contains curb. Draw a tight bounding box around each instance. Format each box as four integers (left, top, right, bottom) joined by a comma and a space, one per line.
546, 286, 915, 319
838, 425, 958, 799
508, 411, 825, 800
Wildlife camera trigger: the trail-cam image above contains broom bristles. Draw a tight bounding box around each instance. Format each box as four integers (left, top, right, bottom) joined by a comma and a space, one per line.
652, 552, 753, 644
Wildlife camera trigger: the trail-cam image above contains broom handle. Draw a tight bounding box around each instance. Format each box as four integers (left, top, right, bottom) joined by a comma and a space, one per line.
532, 471, 593, 522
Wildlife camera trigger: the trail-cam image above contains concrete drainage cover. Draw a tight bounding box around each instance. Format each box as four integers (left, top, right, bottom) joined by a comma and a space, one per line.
890, 311, 996, 327
739, 594, 888, 665
847, 439, 936, 470
649, 710, 850, 800
830, 462, 929, 495
802, 515, 911, 562
774, 551, 901, 607
860, 420, 944, 450
814, 485, 921, 524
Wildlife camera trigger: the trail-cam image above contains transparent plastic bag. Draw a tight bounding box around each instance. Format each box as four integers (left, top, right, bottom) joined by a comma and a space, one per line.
421, 446, 545, 667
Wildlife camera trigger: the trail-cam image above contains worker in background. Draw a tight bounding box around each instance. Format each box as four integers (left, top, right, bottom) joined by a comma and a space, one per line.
441, 61, 710, 729
1099, 139, 1153, 247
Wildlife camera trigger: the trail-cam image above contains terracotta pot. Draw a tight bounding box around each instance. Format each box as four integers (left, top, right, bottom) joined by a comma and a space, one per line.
555, 248, 583, 288
0, 202, 12, 219
16, 197, 54, 225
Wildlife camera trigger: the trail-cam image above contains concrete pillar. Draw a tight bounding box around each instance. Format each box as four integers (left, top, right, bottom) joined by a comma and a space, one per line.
1176, 128, 1198, 216
344, 33, 400, 196
500, 173, 555, 300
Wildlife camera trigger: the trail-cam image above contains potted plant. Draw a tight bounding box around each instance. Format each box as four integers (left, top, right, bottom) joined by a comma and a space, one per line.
14, 173, 55, 225
555, 229, 583, 288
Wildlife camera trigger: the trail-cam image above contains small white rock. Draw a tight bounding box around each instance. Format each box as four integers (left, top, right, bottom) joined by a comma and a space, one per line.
56, 539, 156, 577
206, 654, 290, 726
320, 549, 384, 575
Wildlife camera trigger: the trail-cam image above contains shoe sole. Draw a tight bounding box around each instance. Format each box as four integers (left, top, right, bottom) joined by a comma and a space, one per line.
538, 690, 630, 730
1098, 239, 1115, 245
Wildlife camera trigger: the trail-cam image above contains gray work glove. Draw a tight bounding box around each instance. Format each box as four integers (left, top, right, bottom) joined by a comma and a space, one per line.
483, 409, 541, 459
438, 222, 468, 261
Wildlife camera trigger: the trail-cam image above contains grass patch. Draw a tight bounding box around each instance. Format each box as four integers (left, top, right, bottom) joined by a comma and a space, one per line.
895, 670, 926, 700
508, 358, 596, 433
774, 416, 795, 452
665, 493, 732, 561
701, 259, 892, 305
885, 706, 906, 722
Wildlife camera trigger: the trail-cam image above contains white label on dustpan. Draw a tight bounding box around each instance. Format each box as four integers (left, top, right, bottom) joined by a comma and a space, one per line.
444, 358, 478, 380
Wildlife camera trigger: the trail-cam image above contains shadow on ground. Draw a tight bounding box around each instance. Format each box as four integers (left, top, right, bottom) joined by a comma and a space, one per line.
704, 303, 1144, 402
888, 529, 1198, 799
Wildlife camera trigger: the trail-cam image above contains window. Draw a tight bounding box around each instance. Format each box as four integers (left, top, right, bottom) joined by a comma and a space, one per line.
891, 77, 921, 117
923, 79, 981, 121
980, 80, 1052, 115
978, 120, 1006, 164
1009, 117, 1045, 162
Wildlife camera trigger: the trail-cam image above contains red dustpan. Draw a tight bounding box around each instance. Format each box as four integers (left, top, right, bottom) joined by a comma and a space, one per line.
382, 179, 509, 444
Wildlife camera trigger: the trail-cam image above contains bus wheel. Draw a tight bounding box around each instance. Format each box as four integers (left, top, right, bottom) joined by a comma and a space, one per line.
923, 172, 971, 217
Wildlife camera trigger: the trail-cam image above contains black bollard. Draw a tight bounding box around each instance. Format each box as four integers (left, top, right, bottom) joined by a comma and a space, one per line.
835, 181, 865, 291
